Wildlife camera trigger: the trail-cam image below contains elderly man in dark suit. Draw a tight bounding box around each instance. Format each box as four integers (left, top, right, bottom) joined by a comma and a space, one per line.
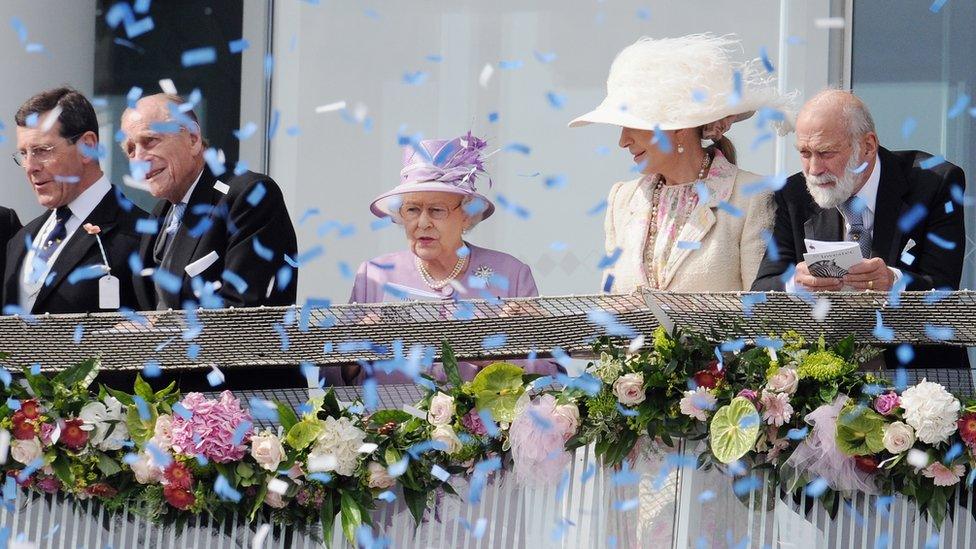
3, 87, 146, 315
120, 94, 298, 311
752, 89, 967, 368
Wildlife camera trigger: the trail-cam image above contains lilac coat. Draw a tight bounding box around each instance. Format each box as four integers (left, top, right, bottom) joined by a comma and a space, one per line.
339, 243, 558, 384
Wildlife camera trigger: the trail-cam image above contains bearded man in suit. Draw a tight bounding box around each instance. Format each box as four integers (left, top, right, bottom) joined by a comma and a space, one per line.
752, 89, 967, 368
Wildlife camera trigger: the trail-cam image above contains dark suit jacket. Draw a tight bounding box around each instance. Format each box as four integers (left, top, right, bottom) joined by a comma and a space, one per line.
752, 147, 968, 367
3, 186, 147, 314
0, 206, 22, 281
135, 166, 298, 310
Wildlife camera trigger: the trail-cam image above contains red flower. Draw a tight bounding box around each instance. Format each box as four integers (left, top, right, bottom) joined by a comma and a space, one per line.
163, 485, 196, 510
86, 483, 118, 499
19, 399, 41, 420
693, 370, 719, 389
957, 413, 976, 447
163, 461, 194, 491
853, 455, 879, 474
35, 475, 61, 494
59, 418, 89, 450
11, 414, 37, 440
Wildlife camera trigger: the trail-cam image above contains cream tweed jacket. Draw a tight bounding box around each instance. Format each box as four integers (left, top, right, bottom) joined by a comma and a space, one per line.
603, 153, 775, 293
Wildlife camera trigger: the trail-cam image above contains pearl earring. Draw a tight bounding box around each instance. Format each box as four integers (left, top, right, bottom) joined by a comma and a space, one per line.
677, 143, 685, 154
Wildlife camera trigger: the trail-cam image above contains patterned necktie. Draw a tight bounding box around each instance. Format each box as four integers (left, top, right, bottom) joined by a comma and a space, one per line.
837, 196, 872, 259
35, 206, 72, 263
152, 202, 187, 264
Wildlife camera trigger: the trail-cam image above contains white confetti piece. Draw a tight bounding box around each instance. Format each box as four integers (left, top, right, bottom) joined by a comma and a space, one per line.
814, 17, 845, 29
159, 78, 178, 95
207, 365, 225, 387
0, 429, 9, 464
213, 180, 230, 194
811, 297, 831, 321
479, 63, 494, 87
402, 404, 427, 420
308, 454, 338, 471
627, 335, 645, 354
315, 100, 346, 114
252, 524, 271, 548
357, 442, 378, 454
907, 448, 929, 468
39, 106, 62, 133
267, 477, 288, 495
431, 464, 450, 482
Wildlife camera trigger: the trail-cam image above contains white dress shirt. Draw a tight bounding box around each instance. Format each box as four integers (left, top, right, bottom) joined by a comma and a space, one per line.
19, 176, 112, 310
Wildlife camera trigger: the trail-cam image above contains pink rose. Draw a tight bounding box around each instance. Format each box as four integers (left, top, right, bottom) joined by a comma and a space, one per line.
250, 432, 286, 472
427, 392, 455, 426
767, 368, 799, 395
263, 490, 288, 508
874, 392, 900, 416
613, 373, 646, 406
367, 461, 396, 489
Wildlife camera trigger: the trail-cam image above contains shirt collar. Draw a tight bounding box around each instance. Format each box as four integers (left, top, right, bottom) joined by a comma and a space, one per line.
65, 175, 112, 222
853, 153, 881, 214
178, 169, 205, 205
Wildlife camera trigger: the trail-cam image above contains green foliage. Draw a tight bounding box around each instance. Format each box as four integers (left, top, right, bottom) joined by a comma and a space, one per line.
465, 362, 525, 423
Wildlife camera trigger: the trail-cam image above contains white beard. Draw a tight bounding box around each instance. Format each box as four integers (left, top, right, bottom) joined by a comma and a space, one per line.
804, 144, 862, 209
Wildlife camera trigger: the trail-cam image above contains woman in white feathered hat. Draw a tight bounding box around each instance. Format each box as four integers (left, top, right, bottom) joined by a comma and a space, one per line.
570, 34, 792, 293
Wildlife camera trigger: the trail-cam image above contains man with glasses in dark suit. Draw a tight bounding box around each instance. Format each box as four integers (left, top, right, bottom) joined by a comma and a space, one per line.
3, 87, 146, 315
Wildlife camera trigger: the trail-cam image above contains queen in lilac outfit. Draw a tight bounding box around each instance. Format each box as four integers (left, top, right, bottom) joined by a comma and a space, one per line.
344, 133, 553, 384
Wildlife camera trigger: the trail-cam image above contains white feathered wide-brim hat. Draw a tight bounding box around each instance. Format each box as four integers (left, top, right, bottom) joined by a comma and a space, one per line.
569, 34, 793, 133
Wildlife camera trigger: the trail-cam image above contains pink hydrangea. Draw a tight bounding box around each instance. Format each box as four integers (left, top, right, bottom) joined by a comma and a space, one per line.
169, 391, 252, 463
873, 392, 900, 416
461, 409, 488, 436
509, 395, 578, 486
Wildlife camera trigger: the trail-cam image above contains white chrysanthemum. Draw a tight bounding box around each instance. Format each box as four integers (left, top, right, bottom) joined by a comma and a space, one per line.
900, 380, 960, 445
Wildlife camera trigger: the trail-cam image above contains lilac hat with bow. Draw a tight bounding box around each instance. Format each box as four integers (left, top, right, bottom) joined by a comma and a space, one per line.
370, 133, 496, 222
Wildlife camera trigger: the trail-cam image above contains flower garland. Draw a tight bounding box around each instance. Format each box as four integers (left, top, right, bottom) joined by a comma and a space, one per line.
0, 329, 972, 545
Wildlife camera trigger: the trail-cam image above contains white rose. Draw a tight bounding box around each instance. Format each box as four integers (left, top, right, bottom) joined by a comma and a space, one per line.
250, 432, 286, 472
900, 380, 960, 444
131, 452, 163, 484
767, 368, 799, 395
613, 373, 646, 406
553, 403, 580, 435
427, 392, 456, 426
10, 437, 43, 465
367, 461, 396, 489
882, 421, 916, 454
153, 414, 174, 451
431, 425, 462, 455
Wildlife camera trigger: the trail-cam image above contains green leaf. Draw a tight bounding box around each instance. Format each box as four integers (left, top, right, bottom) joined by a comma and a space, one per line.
285, 418, 323, 451
95, 451, 122, 477
370, 410, 412, 427
320, 490, 337, 547
836, 405, 886, 456
133, 374, 154, 401
51, 454, 74, 486
52, 357, 99, 388
441, 340, 462, 388
320, 389, 341, 418
468, 362, 526, 423
833, 335, 856, 360
274, 401, 300, 432
384, 447, 401, 467
125, 404, 158, 445
104, 386, 135, 406
153, 380, 178, 400
248, 480, 268, 522
215, 463, 237, 487
927, 486, 948, 527
235, 462, 255, 479
402, 487, 428, 529
23, 367, 53, 400
340, 491, 364, 543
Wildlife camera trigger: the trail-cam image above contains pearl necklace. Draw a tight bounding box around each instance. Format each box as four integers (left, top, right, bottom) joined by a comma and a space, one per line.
645, 152, 712, 289
416, 255, 468, 290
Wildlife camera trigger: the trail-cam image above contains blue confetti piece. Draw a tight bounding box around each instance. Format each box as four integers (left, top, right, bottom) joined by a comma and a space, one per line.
947, 93, 970, 119
246, 182, 267, 206
252, 237, 274, 261
787, 426, 809, 440
945, 201, 954, 214
498, 59, 523, 69
125, 16, 154, 39
919, 156, 945, 170
850, 161, 869, 174
133, 395, 151, 421
580, 464, 596, 484
926, 232, 956, 250
544, 174, 567, 189
67, 264, 107, 284
377, 490, 396, 502
207, 367, 224, 387
402, 71, 428, 85
598, 247, 623, 269
143, 360, 162, 378
214, 474, 242, 502
602, 274, 615, 293
691, 89, 708, 102
930, 0, 949, 13
616, 402, 639, 417
487, 111, 499, 123
388, 457, 409, 477
534, 50, 557, 63
897, 204, 927, 233
71, 324, 84, 344
676, 240, 701, 250
873, 311, 894, 341
181, 46, 217, 67
186, 343, 201, 359
896, 344, 914, 365
477, 409, 501, 438
503, 142, 531, 155
652, 125, 671, 153
587, 199, 608, 216
755, 336, 783, 350
717, 201, 744, 217
730, 71, 743, 105
134, 0, 151, 14
944, 442, 963, 464
546, 91, 567, 109
924, 324, 954, 341
613, 498, 639, 512
759, 46, 775, 72
923, 289, 951, 304
760, 230, 780, 261
901, 117, 917, 140
482, 334, 507, 349
221, 270, 248, 294
720, 339, 746, 352
925, 534, 940, 549
135, 218, 159, 235
229, 38, 250, 53
17, 457, 45, 483
370, 217, 394, 231
805, 477, 829, 498
636, 7, 651, 20
741, 293, 768, 316
267, 109, 280, 140
425, 53, 443, 62
232, 420, 252, 445
6, 398, 19, 410
698, 490, 716, 502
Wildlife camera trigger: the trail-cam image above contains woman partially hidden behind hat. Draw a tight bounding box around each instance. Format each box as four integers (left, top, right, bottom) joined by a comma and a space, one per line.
570, 34, 792, 293
345, 133, 555, 384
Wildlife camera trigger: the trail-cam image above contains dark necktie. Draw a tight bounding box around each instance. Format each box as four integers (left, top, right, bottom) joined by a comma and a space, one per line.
35, 206, 72, 263
837, 196, 872, 259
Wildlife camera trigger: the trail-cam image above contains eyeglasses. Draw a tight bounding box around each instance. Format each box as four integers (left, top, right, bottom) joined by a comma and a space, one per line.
398, 202, 462, 221
12, 133, 85, 168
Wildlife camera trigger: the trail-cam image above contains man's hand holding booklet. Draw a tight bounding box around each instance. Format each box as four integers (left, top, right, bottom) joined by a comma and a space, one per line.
803, 239, 863, 290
